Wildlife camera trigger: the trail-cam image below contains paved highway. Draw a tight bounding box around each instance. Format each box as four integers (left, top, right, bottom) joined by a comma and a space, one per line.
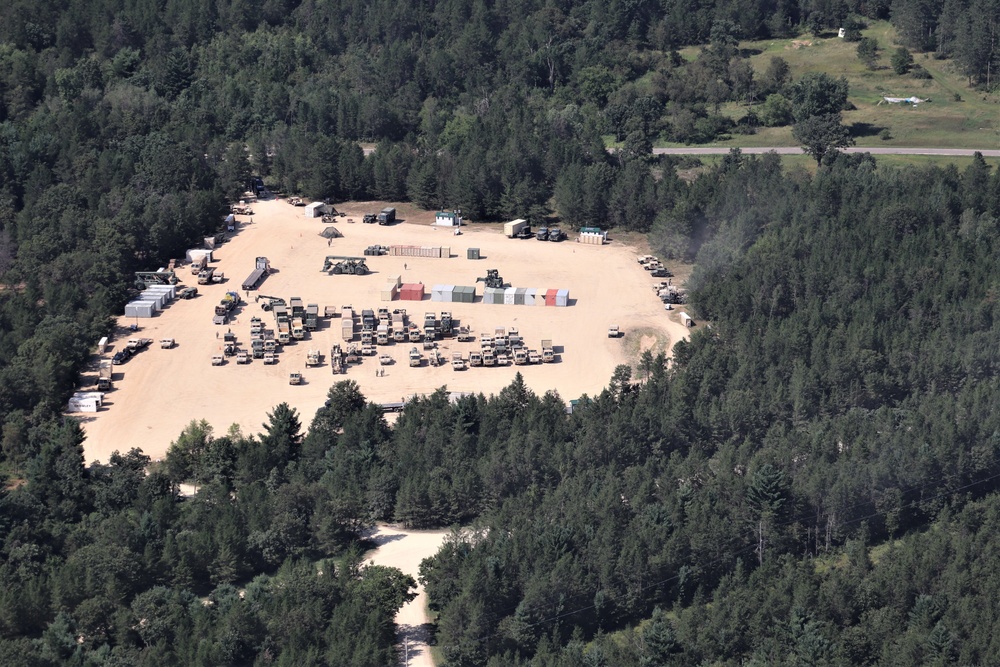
653, 147, 1000, 157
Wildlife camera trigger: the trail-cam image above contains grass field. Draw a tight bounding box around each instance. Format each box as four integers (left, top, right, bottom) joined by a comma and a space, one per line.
667, 21, 1000, 150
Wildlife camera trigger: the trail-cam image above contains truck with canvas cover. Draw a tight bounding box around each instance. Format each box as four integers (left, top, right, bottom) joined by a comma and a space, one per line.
97, 360, 113, 390
291, 318, 305, 340
362, 213, 377, 224
378, 207, 396, 225
469, 350, 483, 367
191, 255, 208, 274
305, 304, 319, 330
376, 324, 389, 345
451, 352, 466, 370
541, 339, 554, 362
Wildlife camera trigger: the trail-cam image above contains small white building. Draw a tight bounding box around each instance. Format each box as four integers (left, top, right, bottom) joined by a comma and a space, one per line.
305, 202, 326, 218
435, 211, 463, 227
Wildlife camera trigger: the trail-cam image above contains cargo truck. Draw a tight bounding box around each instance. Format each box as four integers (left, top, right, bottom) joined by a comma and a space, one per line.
541, 339, 554, 362
97, 360, 113, 390
451, 352, 466, 370
305, 304, 319, 331
378, 207, 396, 225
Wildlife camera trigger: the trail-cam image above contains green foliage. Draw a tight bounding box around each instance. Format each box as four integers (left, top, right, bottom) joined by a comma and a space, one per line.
856, 37, 880, 69
760, 93, 794, 127
792, 113, 855, 164
788, 72, 850, 122
891, 46, 915, 74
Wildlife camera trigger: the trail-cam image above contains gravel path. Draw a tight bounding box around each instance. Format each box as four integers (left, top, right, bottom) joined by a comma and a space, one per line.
365, 525, 451, 667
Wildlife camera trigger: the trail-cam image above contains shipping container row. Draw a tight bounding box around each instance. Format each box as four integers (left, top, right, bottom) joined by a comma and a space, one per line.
430, 285, 476, 303
483, 287, 569, 306
388, 245, 450, 258
125, 285, 177, 318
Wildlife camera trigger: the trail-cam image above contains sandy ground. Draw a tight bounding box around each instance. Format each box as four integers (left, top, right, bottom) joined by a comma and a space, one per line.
77, 199, 690, 463
364, 525, 450, 667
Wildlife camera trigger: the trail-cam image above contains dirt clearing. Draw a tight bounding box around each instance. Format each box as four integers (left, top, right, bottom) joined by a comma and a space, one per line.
78, 199, 689, 463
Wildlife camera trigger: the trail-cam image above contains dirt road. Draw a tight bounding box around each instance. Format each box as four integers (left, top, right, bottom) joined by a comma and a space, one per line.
365, 525, 450, 667
652, 146, 1000, 156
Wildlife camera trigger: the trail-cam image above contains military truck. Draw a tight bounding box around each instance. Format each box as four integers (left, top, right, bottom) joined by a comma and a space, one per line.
409, 347, 423, 367
451, 352, 467, 371
469, 351, 483, 367
541, 339, 554, 363
378, 207, 396, 225
608, 325, 621, 338
306, 349, 321, 366
289, 372, 302, 385
97, 360, 113, 390
179, 286, 198, 299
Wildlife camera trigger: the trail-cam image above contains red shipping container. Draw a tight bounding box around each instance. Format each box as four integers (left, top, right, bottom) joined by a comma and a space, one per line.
545, 288, 559, 306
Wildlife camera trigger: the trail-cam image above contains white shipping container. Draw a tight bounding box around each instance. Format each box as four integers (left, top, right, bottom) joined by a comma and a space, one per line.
524, 288, 536, 306
504, 287, 517, 305
556, 289, 569, 307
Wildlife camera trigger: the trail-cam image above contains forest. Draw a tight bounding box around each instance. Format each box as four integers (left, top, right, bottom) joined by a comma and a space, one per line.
3, 0, 1000, 664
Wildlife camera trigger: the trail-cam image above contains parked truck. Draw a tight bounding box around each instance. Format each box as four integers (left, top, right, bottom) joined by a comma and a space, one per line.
378, 207, 396, 225
241, 256, 271, 291
451, 352, 467, 371
541, 339, 554, 362
305, 304, 319, 331
306, 349, 321, 366
97, 360, 113, 390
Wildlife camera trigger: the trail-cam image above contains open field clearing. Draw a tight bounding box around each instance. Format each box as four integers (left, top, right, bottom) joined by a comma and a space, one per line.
77, 199, 690, 463
667, 21, 1000, 151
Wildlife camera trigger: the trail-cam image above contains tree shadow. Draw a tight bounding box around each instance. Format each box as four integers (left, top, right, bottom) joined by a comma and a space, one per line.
849, 122, 885, 138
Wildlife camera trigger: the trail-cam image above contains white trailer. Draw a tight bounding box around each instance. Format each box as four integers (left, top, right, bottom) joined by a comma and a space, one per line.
503, 219, 528, 238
